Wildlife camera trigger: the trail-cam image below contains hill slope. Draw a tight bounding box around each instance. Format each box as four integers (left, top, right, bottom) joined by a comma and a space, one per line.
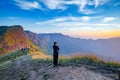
0, 25, 44, 56
25, 31, 51, 54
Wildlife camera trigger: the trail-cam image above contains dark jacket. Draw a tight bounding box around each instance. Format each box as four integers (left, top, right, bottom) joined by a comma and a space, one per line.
53, 45, 60, 54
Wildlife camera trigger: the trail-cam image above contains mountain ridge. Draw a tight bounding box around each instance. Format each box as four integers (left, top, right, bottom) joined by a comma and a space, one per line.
38, 33, 120, 62
39, 33, 120, 40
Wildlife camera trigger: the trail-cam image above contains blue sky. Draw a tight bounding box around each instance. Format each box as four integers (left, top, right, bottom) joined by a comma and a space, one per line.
0, 0, 120, 39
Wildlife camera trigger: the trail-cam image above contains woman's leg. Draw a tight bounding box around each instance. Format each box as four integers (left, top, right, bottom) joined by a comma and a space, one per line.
53, 53, 58, 66
56, 53, 58, 66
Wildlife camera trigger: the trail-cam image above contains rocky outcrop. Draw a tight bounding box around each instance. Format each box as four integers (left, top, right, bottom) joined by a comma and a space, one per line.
0, 25, 42, 55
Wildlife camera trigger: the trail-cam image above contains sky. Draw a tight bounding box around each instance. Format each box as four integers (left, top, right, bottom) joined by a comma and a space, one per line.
0, 0, 120, 39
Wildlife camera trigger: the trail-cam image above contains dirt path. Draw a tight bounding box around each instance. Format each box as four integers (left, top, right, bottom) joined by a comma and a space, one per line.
28, 65, 114, 80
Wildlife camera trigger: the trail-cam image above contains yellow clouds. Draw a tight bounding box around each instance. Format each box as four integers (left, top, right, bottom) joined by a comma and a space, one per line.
67, 30, 120, 39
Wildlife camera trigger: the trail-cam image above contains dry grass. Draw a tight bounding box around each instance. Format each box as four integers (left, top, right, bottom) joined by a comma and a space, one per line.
32, 52, 50, 59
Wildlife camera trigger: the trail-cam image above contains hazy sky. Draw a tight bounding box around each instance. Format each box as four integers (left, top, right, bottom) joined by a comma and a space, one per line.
0, 0, 120, 39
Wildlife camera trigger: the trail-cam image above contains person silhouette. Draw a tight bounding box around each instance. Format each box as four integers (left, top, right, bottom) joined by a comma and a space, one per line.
53, 42, 60, 67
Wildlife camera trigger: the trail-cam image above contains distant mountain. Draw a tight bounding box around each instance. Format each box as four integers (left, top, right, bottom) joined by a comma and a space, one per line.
25, 31, 51, 54
39, 33, 86, 54
0, 25, 43, 55
39, 33, 120, 61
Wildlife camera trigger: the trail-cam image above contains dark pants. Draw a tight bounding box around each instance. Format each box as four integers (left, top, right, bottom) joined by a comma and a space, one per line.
53, 53, 58, 66
118, 71, 120, 79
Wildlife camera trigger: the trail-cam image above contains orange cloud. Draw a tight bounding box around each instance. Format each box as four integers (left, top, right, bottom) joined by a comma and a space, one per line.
66, 30, 120, 39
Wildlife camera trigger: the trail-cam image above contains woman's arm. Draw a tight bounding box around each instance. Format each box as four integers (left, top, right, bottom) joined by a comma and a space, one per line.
57, 46, 60, 50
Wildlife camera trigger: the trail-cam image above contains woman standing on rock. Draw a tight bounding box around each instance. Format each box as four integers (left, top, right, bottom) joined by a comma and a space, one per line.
53, 42, 60, 67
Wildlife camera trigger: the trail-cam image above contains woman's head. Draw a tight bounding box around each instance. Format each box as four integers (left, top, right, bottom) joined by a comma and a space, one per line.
54, 42, 57, 46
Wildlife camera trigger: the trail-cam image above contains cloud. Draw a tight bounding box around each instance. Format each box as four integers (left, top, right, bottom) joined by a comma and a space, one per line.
114, 2, 120, 6
81, 16, 90, 21
78, 0, 110, 14
35, 16, 120, 29
13, 0, 110, 14
94, 0, 110, 7
41, 0, 66, 10
50, 22, 120, 28
14, 0, 42, 10
102, 17, 117, 22
8, 17, 16, 19
40, 0, 110, 14
35, 16, 93, 25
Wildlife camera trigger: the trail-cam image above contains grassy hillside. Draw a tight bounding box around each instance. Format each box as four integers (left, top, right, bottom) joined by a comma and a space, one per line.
0, 48, 30, 64
59, 55, 120, 68
0, 25, 45, 56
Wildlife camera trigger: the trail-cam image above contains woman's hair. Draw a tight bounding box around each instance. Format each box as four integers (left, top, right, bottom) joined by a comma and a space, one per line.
54, 42, 57, 45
